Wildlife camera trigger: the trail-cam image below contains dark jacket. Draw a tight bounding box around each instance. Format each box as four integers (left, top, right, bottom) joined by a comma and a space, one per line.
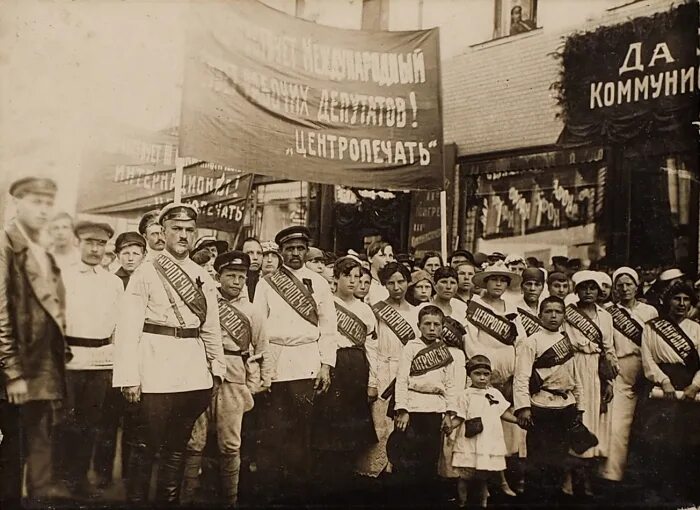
0, 222, 69, 396
115, 266, 131, 290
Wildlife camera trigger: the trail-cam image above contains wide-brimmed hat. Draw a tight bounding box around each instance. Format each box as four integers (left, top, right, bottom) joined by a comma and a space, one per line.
472, 261, 521, 288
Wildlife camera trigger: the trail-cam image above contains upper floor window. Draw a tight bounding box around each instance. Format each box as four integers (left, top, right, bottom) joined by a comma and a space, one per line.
494, 0, 538, 39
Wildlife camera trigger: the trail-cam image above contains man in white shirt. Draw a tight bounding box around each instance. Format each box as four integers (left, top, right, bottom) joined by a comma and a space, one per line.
112, 203, 226, 504
253, 225, 337, 504
56, 220, 123, 498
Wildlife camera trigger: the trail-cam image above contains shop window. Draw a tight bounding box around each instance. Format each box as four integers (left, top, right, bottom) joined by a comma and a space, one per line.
493, 0, 538, 39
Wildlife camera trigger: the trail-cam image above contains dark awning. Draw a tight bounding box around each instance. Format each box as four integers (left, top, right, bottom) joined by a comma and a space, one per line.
461, 146, 605, 176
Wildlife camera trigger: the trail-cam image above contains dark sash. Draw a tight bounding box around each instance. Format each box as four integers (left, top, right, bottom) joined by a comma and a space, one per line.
371, 301, 416, 345
649, 318, 700, 372
265, 266, 318, 326
565, 305, 604, 348
466, 300, 517, 346
517, 306, 542, 337
442, 316, 466, 350
608, 305, 643, 347
533, 334, 575, 370
153, 255, 207, 324
335, 301, 367, 347
410, 341, 454, 377
218, 298, 252, 352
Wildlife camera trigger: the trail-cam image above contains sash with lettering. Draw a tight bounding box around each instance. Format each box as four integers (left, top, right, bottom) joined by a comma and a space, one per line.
410, 341, 454, 377
153, 254, 207, 324
442, 316, 466, 349
371, 301, 416, 345
335, 301, 367, 347
648, 318, 700, 373
608, 305, 643, 347
265, 266, 318, 326
466, 300, 517, 346
530, 333, 575, 394
218, 298, 252, 352
565, 305, 604, 348
518, 307, 542, 337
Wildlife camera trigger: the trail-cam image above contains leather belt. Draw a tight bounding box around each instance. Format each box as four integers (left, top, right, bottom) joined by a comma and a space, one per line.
143, 323, 200, 338
65, 336, 110, 348
224, 348, 249, 359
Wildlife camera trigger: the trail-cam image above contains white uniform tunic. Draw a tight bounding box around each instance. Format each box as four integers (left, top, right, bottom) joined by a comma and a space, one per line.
112, 249, 226, 393
63, 262, 123, 370
600, 301, 657, 481
334, 296, 378, 388
641, 318, 700, 388
253, 265, 337, 382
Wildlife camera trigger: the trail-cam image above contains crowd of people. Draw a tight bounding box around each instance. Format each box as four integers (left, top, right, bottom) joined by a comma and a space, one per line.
1, 176, 699, 509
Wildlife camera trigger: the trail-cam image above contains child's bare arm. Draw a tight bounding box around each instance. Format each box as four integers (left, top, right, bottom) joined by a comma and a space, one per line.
501, 409, 518, 424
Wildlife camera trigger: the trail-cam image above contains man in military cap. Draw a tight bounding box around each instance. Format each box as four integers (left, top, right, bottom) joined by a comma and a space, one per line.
181, 250, 271, 506
55, 221, 123, 497
93, 231, 147, 488
112, 202, 226, 504
138, 209, 165, 262
0, 177, 71, 505
253, 225, 337, 504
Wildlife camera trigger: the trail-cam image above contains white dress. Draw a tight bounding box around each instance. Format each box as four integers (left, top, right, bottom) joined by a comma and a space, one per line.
451, 387, 510, 471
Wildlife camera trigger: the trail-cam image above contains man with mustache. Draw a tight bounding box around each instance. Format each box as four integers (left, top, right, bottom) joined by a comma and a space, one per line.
112, 202, 226, 505
138, 209, 165, 262
253, 225, 337, 505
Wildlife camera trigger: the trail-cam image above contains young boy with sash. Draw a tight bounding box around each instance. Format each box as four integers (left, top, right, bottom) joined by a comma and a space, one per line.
252, 225, 337, 504
464, 261, 525, 495
515, 268, 545, 338
513, 296, 585, 504
562, 270, 617, 496
181, 250, 271, 506
358, 262, 418, 478
112, 202, 226, 504
629, 281, 700, 505
599, 267, 657, 485
312, 256, 378, 498
392, 305, 458, 503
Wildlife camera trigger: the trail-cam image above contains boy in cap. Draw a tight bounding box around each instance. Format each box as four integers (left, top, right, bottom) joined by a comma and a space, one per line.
181, 250, 271, 506
56, 221, 123, 497
0, 177, 71, 505
513, 296, 585, 504
112, 202, 226, 504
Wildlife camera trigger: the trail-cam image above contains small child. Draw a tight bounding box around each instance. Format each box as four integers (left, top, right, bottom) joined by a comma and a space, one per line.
450, 355, 518, 508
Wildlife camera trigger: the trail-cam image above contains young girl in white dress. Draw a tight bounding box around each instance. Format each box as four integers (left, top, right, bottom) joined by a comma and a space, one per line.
450, 355, 519, 508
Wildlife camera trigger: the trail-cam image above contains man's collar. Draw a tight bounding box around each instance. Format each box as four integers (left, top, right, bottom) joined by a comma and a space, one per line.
79, 261, 99, 273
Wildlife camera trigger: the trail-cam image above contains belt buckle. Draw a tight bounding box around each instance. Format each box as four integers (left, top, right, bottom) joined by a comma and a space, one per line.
174, 327, 185, 338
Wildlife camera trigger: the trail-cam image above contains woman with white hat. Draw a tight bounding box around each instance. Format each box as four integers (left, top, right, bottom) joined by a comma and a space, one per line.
562, 270, 618, 496
464, 261, 526, 496
599, 268, 657, 485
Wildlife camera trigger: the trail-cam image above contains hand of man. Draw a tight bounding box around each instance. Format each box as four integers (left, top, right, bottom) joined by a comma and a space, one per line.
515, 408, 533, 430
394, 410, 409, 432
367, 386, 378, 404
314, 364, 332, 395
122, 385, 141, 404
681, 383, 699, 401
602, 383, 614, 404
212, 376, 222, 398
661, 379, 676, 399
6, 378, 28, 405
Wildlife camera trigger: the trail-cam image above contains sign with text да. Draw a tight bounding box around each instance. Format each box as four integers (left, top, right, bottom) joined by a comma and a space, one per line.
180, 0, 443, 191
77, 128, 253, 233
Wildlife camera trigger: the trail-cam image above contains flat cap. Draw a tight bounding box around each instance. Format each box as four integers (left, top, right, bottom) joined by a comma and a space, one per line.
158, 202, 198, 224
449, 249, 474, 264
551, 256, 569, 265
521, 267, 545, 284
9, 177, 57, 198
138, 210, 161, 235
488, 251, 506, 261
214, 250, 250, 273
74, 220, 114, 239
192, 235, 228, 256
115, 231, 146, 252
547, 271, 569, 284
275, 225, 310, 246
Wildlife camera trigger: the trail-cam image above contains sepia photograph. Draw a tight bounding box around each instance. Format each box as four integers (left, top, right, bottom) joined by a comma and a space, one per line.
0, 0, 698, 508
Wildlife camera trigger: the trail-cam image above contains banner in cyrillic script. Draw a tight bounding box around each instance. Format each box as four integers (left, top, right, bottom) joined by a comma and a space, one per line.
180, 0, 443, 190
556, 2, 698, 146
76, 127, 253, 233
